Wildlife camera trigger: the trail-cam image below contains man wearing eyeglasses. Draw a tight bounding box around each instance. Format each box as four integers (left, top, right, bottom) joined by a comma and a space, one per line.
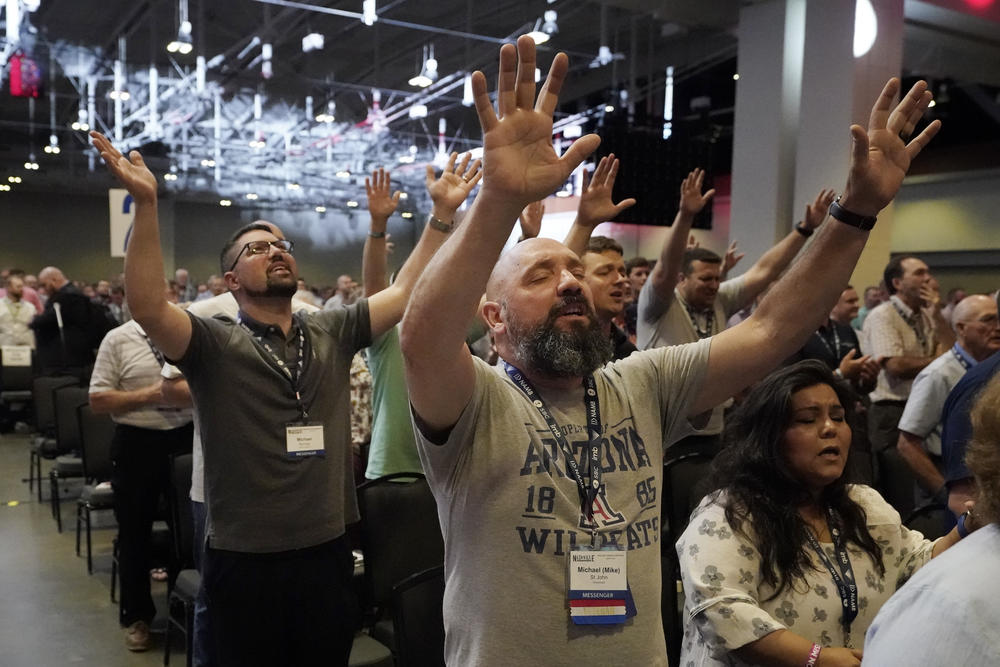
90, 131, 481, 666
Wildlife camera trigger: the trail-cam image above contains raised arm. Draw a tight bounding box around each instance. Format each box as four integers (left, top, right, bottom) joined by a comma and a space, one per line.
400, 36, 601, 433
738, 188, 835, 302
362, 168, 400, 297
691, 78, 940, 415
90, 132, 191, 360
563, 154, 635, 256
642, 169, 715, 312
366, 154, 481, 338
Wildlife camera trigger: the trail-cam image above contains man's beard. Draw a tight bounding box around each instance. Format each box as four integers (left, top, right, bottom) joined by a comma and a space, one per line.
243, 274, 297, 298
508, 296, 613, 378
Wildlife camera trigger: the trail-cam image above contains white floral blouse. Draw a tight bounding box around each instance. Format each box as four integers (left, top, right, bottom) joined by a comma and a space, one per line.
676, 485, 938, 666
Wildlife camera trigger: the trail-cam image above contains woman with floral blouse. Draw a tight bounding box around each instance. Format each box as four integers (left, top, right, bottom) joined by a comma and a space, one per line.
677, 360, 971, 666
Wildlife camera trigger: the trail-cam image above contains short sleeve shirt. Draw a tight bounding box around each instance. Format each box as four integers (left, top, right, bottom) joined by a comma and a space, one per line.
864, 297, 937, 402
897, 348, 970, 456
414, 340, 710, 666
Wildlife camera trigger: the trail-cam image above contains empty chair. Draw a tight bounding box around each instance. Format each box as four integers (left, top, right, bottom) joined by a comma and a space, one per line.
49, 385, 90, 531
0, 347, 34, 425
27, 375, 77, 498
75, 403, 116, 574
391, 565, 445, 667
357, 473, 444, 650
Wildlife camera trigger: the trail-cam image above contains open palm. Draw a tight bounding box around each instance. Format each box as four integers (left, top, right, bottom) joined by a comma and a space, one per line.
90, 131, 158, 202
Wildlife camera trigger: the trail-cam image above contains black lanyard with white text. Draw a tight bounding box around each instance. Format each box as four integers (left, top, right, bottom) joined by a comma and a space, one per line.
813, 321, 843, 361
504, 362, 603, 541
804, 507, 859, 632
237, 313, 310, 420
139, 331, 166, 368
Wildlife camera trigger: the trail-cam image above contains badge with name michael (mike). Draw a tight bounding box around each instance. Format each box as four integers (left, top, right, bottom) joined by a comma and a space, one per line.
567, 547, 635, 625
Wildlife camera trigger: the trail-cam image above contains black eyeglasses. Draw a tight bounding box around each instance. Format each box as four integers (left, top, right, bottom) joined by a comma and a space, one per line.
228, 239, 294, 272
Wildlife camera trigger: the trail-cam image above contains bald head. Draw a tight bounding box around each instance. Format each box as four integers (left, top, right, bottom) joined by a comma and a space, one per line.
953, 294, 1000, 362
38, 267, 68, 294
486, 237, 578, 303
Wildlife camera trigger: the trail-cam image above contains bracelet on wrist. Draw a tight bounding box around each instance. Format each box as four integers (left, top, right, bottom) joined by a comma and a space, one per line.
794, 222, 814, 238
427, 214, 455, 233
957, 509, 974, 539
367, 230, 386, 239
829, 196, 877, 231
805, 643, 822, 667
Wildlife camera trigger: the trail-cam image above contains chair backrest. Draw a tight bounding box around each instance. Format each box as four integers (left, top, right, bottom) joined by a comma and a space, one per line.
32, 375, 77, 433
358, 473, 444, 608
0, 352, 35, 392
169, 453, 195, 568
904, 502, 949, 541
663, 452, 715, 543
77, 404, 116, 481
391, 565, 445, 667
876, 446, 916, 519
54, 385, 89, 454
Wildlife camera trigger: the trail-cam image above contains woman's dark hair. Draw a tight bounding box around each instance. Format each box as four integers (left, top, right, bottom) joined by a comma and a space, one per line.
707, 360, 884, 600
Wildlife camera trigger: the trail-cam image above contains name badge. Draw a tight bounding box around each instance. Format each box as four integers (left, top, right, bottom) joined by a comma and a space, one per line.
285, 423, 325, 458
567, 547, 635, 625
1, 345, 32, 367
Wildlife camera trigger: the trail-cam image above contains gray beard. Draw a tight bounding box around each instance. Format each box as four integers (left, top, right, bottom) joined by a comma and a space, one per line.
509, 297, 613, 378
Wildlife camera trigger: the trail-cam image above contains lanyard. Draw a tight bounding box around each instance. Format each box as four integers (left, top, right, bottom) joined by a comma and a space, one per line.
891, 300, 929, 354
504, 362, 603, 541
950, 344, 973, 371
813, 321, 843, 360
684, 303, 715, 339
804, 507, 859, 632
237, 313, 310, 420
139, 331, 166, 368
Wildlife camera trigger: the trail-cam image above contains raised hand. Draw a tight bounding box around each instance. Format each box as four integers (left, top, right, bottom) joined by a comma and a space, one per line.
679, 168, 715, 217
576, 154, 636, 228
841, 79, 941, 217
426, 151, 483, 218
471, 35, 601, 206
803, 188, 837, 230
519, 201, 544, 240
723, 240, 745, 274
365, 168, 401, 228
686, 234, 700, 250
90, 131, 158, 204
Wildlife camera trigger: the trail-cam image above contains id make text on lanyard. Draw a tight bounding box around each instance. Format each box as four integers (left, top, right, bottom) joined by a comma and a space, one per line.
237, 313, 311, 420
504, 362, 604, 545
804, 506, 859, 634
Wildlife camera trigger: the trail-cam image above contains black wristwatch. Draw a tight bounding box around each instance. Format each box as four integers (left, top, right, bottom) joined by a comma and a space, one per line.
829, 196, 877, 231
794, 222, 813, 237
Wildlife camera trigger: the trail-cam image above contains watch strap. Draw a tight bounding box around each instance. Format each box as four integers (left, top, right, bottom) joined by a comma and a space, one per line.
428, 214, 455, 233
829, 197, 877, 231
794, 222, 814, 238
367, 230, 386, 239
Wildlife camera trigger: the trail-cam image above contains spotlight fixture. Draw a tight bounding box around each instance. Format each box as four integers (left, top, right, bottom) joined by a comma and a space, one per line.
346, 200, 359, 208
249, 138, 266, 149
302, 32, 324, 52
0, 184, 11, 192
43, 134, 60, 154
462, 74, 474, 107
286, 182, 301, 190
398, 192, 408, 200
315, 100, 336, 123
245, 193, 258, 200
335, 170, 351, 179
109, 89, 131, 100
315, 205, 327, 213
400, 211, 413, 219
527, 11, 557, 45
167, 1, 194, 55
220, 199, 232, 206
24, 156, 39, 170
408, 104, 428, 119
70, 107, 89, 131
408, 45, 438, 88
604, 105, 615, 113
200, 158, 216, 167
8, 176, 23, 183
526, 19, 550, 45
164, 173, 178, 181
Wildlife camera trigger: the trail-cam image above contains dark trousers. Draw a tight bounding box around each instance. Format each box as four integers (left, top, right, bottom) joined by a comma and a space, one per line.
191, 499, 214, 667
203, 536, 358, 667
111, 422, 193, 627
868, 400, 906, 452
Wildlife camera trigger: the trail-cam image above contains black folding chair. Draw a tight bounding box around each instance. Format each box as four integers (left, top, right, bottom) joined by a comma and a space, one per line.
391, 565, 445, 667
357, 473, 444, 652
164, 453, 197, 667
27, 375, 77, 499
75, 403, 116, 574
49, 385, 89, 531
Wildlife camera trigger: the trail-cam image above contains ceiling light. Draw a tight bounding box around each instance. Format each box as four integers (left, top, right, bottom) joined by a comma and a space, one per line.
315, 100, 336, 123
261, 43, 273, 79
286, 182, 301, 190
245, 193, 258, 200
70, 107, 89, 131
0, 184, 11, 192
526, 18, 550, 45
542, 10, 558, 36
164, 173, 178, 181
249, 139, 266, 149
398, 155, 415, 164
302, 32, 324, 52
346, 200, 359, 208
24, 158, 39, 170
733, 73, 740, 81
44, 134, 61, 155
408, 45, 438, 88
315, 205, 327, 213
200, 158, 215, 167
220, 199, 232, 206
398, 192, 408, 200
167, 7, 194, 55
362, 0, 377, 26
604, 105, 615, 113
408, 104, 428, 119
927, 99, 936, 108
853, 0, 877, 58
462, 74, 474, 107
401, 211, 413, 219
9, 176, 23, 183
109, 89, 131, 101
336, 170, 351, 179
